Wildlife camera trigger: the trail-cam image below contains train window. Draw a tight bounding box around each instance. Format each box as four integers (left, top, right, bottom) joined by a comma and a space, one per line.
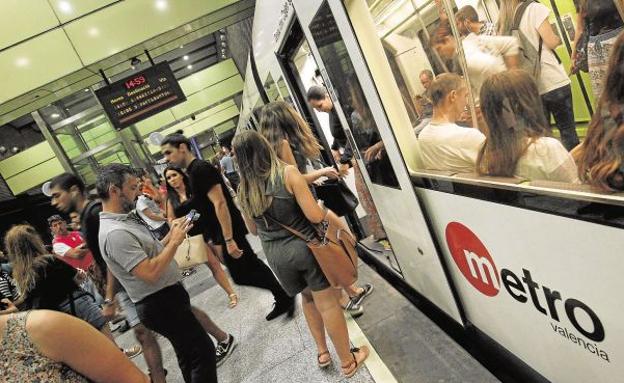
344, 0, 624, 199
264, 73, 282, 102
310, 1, 400, 188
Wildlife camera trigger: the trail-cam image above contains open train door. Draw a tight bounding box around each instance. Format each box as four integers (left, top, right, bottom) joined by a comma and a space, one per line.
292, 0, 464, 324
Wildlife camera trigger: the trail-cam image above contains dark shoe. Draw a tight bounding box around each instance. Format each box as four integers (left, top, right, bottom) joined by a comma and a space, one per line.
216, 334, 236, 366
353, 283, 374, 306
266, 298, 295, 321
343, 298, 364, 318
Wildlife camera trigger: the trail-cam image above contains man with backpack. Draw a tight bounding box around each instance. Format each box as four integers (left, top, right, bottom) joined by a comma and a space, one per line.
498, 0, 580, 151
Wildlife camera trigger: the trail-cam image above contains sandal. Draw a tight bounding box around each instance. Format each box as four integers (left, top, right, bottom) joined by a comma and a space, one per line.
341, 346, 369, 378
228, 293, 238, 308
317, 351, 332, 368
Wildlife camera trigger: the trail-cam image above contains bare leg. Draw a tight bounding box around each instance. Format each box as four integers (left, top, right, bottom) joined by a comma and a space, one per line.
301, 288, 329, 361
191, 306, 228, 343
310, 288, 352, 364
203, 243, 236, 297
134, 324, 166, 383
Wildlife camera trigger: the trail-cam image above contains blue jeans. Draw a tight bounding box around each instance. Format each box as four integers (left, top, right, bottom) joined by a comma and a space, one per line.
541, 84, 580, 151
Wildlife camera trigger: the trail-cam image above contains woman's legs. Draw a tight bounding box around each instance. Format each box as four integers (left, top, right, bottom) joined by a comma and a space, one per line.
305, 288, 352, 364
203, 242, 236, 299
301, 289, 329, 363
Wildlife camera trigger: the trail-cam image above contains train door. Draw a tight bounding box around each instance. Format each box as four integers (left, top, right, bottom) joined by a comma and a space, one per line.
293, 0, 464, 323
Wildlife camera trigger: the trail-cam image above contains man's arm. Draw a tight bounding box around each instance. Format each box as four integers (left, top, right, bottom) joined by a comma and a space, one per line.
207, 184, 242, 257
53, 242, 88, 259
131, 218, 191, 283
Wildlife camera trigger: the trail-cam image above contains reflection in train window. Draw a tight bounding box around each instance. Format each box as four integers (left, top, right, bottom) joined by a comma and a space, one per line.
264, 73, 281, 102
310, 1, 400, 188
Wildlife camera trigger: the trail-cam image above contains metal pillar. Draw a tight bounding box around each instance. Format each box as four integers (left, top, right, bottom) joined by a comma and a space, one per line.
31, 110, 76, 174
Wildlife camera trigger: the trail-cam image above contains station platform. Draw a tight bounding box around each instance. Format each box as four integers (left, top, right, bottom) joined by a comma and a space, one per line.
114, 237, 499, 383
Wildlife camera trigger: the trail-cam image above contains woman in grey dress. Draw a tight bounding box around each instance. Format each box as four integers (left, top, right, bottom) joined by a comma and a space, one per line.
232, 130, 369, 378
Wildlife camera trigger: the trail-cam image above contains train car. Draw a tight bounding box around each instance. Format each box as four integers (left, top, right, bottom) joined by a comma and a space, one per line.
239, 0, 624, 382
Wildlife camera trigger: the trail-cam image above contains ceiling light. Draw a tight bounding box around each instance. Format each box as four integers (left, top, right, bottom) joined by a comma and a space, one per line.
183, 55, 189, 61
15, 57, 30, 67
155, 0, 168, 11
187, 65, 193, 70
58, 1, 72, 14
51, 113, 60, 118
88, 27, 99, 37
179, 45, 184, 49
84, 88, 90, 92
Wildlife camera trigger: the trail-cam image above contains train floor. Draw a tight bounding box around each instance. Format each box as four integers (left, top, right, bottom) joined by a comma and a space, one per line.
113, 236, 499, 383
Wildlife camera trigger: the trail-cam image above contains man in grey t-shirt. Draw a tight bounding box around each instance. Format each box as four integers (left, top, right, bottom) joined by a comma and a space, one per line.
97, 164, 229, 382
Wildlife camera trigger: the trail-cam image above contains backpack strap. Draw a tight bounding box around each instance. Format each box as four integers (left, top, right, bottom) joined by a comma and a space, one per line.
512, 0, 534, 31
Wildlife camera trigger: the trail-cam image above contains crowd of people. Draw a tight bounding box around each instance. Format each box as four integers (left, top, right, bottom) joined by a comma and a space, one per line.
414, 1, 624, 190
0, 100, 376, 381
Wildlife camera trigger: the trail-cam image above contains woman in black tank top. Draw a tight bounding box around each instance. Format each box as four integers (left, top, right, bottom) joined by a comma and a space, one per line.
163, 166, 238, 308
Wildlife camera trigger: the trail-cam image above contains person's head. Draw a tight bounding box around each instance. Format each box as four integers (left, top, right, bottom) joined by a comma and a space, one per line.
455, 5, 480, 36
231, 130, 281, 217
429, 73, 469, 121
163, 165, 192, 209
307, 86, 333, 112
69, 212, 81, 231
160, 133, 193, 167
4, 224, 52, 298
419, 70, 434, 90
497, 0, 523, 35
49, 173, 86, 214
95, 164, 140, 213
221, 145, 231, 155
431, 21, 457, 60
576, 32, 624, 190
259, 101, 322, 160
477, 70, 549, 176
48, 215, 68, 237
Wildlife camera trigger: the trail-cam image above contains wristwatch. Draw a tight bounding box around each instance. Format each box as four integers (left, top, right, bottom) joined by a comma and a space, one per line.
103, 298, 114, 306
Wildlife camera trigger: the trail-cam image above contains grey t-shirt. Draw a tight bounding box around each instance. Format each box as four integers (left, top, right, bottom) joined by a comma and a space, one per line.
220, 155, 235, 174
99, 211, 180, 303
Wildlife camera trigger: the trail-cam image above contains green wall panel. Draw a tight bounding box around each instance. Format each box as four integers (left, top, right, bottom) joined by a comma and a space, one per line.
171, 76, 243, 119
179, 59, 239, 95
63, 0, 239, 65
0, 0, 59, 50
6, 157, 64, 195
49, 0, 118, 23
0, 141, 55, 178
0, 29, 83, 105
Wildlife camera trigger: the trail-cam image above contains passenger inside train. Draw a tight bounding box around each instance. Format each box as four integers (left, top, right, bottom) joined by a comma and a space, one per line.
0, 0, 623, 383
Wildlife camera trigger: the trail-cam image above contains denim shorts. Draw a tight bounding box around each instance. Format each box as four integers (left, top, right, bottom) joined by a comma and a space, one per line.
58, 291, 107, 330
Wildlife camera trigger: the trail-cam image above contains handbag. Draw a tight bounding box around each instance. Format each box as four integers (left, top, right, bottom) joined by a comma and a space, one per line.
174, 234, 210, 269
265, 205, 358, 288
573, 19, 590, 74
314, 179, 359, 217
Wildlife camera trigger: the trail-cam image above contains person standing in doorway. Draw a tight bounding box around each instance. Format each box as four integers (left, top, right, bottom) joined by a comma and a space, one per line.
161, 135, 295, 320
220, 145, 240, 191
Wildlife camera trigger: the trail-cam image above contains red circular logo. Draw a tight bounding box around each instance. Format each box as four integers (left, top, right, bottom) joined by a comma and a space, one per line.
445, 222, 500, 297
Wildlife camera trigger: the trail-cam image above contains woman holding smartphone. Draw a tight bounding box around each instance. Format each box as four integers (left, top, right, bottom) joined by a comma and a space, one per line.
163, 165, 238, 308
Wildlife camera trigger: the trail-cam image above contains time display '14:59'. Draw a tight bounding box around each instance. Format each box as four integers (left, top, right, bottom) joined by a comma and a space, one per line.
125, 75, 146, 89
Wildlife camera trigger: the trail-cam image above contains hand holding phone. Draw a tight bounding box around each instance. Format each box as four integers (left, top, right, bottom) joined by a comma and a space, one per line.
185, 209, 201, 222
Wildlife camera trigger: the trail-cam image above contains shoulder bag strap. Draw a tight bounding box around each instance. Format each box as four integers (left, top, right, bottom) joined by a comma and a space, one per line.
512, 1, 533, 31
263, 206, 329, 243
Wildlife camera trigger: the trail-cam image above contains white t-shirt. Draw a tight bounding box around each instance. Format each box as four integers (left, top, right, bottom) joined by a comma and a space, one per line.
519, 3, 570, 94
136, 195, 166, 230
418, 122, 486, 173
462, 33, 519, 102
515, 137, 580, 182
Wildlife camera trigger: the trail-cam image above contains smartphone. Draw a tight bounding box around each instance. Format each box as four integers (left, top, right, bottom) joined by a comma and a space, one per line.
185, 209, 201, 222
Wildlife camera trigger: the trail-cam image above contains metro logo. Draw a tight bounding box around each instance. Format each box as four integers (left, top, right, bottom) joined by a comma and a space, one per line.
445, 222, 500, 297
444, 221, 606, 345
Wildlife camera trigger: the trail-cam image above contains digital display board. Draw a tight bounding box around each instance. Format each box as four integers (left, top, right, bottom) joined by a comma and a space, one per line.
95, 62, 186, 130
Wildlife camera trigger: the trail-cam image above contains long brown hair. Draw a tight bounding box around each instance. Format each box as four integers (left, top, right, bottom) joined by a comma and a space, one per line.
497, 0, 523, 35
575, 32, 624, 190
259, 101, 322, 160
232, 130, 283, 217
4, 224, 54, 303
477, 70, 550, 176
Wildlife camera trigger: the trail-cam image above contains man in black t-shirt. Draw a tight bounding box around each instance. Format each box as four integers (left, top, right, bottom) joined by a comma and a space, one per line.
161, 134, 294, 320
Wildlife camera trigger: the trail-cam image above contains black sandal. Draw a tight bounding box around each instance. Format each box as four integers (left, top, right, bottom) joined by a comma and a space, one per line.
317, 350, 332, 368
341, 347, 368, 378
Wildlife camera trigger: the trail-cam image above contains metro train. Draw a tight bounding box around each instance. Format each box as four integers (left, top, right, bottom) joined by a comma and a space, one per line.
237, 0, 624, 382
